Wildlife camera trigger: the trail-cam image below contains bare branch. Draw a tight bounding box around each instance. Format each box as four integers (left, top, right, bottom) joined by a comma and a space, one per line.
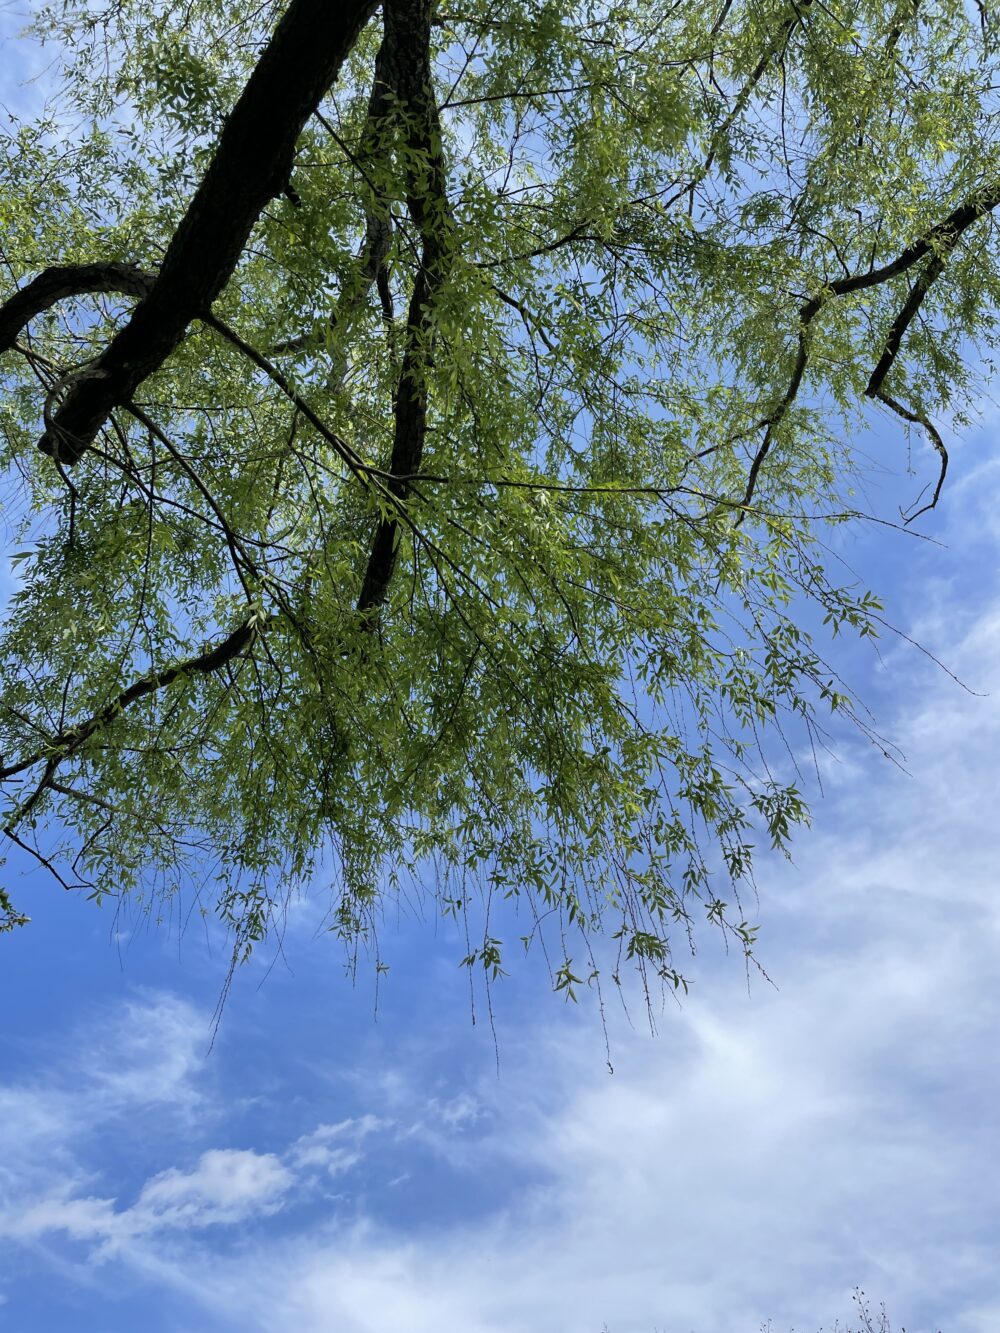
874, 389, 949, 523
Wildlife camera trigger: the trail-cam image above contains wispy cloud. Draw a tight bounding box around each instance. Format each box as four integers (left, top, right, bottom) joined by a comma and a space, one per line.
289, 1117, 387, 1178
0, 992, 210, 1204
4, 1148, 292, 1253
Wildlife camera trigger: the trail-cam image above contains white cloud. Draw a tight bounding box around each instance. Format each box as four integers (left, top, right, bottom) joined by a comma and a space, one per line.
133, 1149, 292, 1230
0, 988, 231, 1281
289, 1117, 385, 1177
8, 1194, 118, 1245
154, 879, 998, 1333
2, 1147, 292, 1255
75, 992, 210, 1116
0, 991, 210, 1216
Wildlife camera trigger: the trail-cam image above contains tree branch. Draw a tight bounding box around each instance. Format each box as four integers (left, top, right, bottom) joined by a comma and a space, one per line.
274, 27, 397, 359
0, 616, 265, 784
201, 311, 400, 501
738, 180, 1000, 509
829, 182, 1000, 300
865, 252, 948, 397
358, 0, 456, 617
37, 0, 378, 464
0, 262, 154, 356
874, 388, 949, 523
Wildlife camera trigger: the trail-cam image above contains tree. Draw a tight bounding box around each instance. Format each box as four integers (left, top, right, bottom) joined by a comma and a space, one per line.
0, 0, 995, 992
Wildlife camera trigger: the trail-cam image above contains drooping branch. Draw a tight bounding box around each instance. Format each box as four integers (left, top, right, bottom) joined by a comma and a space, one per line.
0, 610, 265, 909
36, 0, 378, 464
738, 305, 817, 514
201, 313, 453, 594
874, 389, 948, 523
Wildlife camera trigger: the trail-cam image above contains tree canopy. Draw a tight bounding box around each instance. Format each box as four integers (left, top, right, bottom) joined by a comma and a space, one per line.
0, 0, 996, 994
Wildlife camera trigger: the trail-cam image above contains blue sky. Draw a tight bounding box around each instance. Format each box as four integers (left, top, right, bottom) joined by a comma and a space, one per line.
3, 11, 1000, 1333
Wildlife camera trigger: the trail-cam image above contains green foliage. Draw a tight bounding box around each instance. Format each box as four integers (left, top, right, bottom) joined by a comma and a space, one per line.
0, 0, 994, 998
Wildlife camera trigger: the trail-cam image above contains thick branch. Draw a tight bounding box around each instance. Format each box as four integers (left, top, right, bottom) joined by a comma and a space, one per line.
37, 0, 377, 463
330, 34, 396, 311
0, 262, 154, 356
358, 0, 455, 616
866, 252, 947, 397
828, 182, 1000, 299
